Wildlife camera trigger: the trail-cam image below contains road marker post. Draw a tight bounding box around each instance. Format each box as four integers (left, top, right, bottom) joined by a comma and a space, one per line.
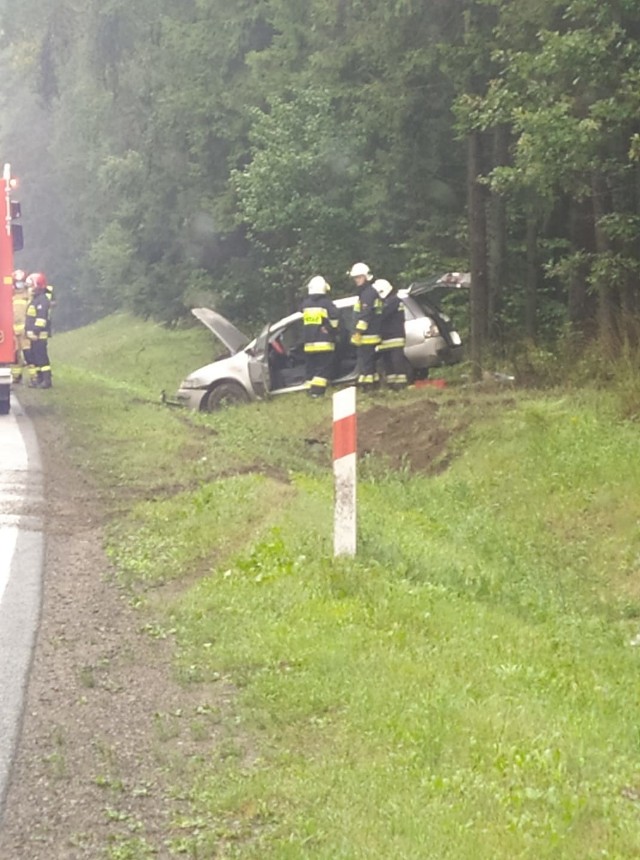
333, 386, 357, 557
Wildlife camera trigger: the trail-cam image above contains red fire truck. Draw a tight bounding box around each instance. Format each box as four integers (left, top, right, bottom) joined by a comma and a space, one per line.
0, 163, 24, 415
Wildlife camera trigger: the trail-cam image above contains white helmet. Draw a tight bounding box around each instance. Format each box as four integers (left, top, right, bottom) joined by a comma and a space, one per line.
373, 278, 393, 299
307, 275, 330, 295
348, 262, 371, 279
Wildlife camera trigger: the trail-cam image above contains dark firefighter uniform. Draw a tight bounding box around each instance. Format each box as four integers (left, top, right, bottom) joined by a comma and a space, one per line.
301, 288, 340, 397
25, 289, 52, 388
379, 292, 408, 390
351, 282, 382, 390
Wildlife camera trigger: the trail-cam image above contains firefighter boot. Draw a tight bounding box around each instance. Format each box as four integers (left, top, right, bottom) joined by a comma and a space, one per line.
39, 370, 52, 389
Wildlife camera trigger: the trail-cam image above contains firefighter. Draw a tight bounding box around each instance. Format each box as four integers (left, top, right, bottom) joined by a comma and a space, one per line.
375, 278, 408, 391
348, 261, 374, 292
11, 269, 30, 383
24, 272, 52, 388
301, 275, 340, 397
349, 262, 382, 391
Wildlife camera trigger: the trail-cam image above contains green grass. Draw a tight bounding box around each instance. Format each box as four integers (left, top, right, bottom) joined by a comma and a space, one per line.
52, 312, 216, 397
32, 314, 640, 858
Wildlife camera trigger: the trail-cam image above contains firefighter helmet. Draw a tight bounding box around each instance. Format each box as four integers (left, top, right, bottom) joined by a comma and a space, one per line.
348, 262, 371, 279
373, 278, 393, 299
26, 272, 47, 292
307, 275, 331, 295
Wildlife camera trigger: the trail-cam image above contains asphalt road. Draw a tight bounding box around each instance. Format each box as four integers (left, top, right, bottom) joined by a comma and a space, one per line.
0, 397, 43, 823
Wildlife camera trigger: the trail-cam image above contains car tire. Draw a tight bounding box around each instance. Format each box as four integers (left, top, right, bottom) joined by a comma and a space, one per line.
203, 381, 251, 411
0, 399, 10, 415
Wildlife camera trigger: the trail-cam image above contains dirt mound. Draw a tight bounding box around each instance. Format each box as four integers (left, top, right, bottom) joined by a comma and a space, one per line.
358, 398, 458, 475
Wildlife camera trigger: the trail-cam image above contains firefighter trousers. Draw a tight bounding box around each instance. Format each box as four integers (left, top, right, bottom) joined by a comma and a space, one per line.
11, 342, 30, 382
380, 346, 408, 390
305, 350, 334, 396
356, 343, 380, 390
30, 339, 52, 387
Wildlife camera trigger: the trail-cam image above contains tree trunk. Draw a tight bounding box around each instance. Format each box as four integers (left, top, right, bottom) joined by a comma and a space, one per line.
488, 124, 509, 346
567, 199, 589, 329
468, 129, 488, 381
591, 172, 617, 353
524, 212, 538, 341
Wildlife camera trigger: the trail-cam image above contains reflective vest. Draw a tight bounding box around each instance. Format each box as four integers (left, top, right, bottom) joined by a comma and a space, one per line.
379, 294, 406, 350
301, 294, 340, 352
354, 282, 382, 345
25, 292, 51, 340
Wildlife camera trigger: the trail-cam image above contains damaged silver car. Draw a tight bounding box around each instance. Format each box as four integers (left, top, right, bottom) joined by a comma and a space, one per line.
175, 273, 468, 411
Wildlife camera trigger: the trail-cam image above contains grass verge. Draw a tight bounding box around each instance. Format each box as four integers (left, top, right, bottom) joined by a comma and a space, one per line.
28, 314, 640, 858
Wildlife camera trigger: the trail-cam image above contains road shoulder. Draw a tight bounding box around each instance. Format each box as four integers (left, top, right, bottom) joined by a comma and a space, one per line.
0, 405, 221, 859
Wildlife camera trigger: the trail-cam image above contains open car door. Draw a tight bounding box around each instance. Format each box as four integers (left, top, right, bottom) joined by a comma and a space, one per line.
247, 323, 272, 397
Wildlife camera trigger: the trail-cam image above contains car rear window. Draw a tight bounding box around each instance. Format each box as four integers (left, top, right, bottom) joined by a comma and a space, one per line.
401, 295, 436, 320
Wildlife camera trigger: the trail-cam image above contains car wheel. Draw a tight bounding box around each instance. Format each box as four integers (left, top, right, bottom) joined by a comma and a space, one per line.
203, 381, 251, 411
0, 399, 10, 415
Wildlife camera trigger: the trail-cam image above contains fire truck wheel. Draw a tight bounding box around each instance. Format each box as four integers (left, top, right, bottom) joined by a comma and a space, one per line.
0, 400, 10, 415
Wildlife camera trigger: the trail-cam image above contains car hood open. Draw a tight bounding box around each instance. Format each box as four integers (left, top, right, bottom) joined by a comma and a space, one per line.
191, 307, 251, 355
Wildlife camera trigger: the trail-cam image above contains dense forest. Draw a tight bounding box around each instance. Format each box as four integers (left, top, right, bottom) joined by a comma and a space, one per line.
1, 0, 639, 370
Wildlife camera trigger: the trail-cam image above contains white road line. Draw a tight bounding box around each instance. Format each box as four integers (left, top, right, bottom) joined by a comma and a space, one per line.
1, 424, 29, 469
0, 409, 34, 611
0, 398, 44, 823
0, 526, 18, 605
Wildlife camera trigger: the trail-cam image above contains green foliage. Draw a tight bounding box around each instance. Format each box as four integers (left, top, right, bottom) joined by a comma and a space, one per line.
232, 89, 366, 305
0, 0, 471, 326
3, 0, 640, 354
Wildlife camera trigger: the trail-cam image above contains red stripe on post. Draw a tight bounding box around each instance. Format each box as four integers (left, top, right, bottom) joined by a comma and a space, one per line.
333, 414, 357, 461
333, 386, 357, 557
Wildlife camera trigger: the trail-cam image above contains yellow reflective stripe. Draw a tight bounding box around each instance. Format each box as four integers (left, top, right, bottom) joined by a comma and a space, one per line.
303, 307, 328, 325
310, 376, 328, 388
361, 335, 381, 345
35, 318, 47, 327
355, 320, 368, 332
26, 306, 36, 317
378, 338, 405, 350
304, 342, 335, 352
